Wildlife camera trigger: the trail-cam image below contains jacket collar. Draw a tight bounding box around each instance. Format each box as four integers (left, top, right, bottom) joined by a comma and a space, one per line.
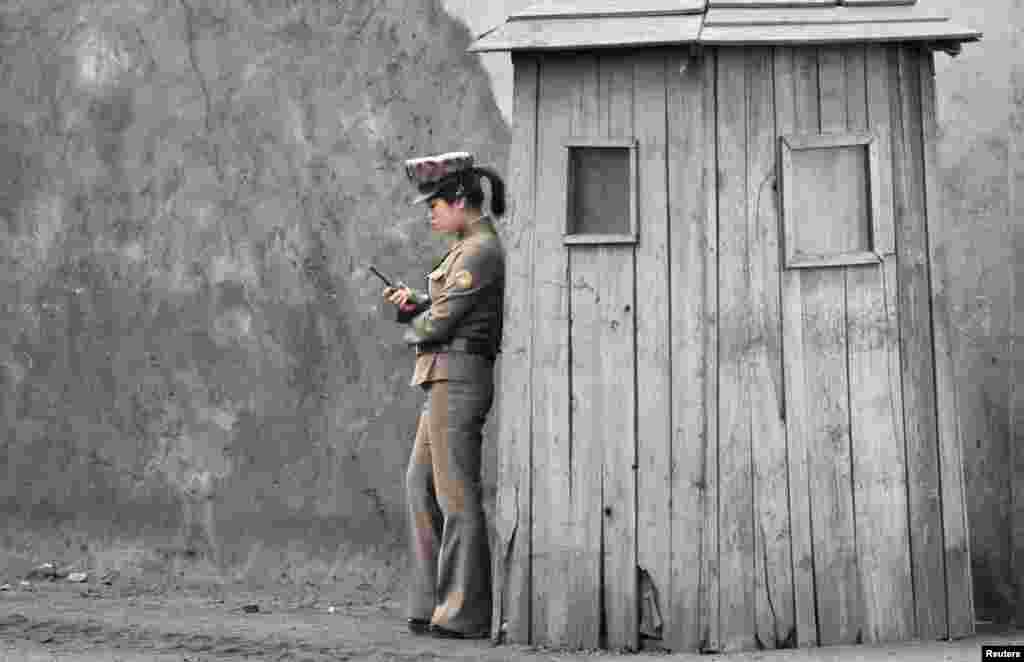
433, 216, 494, 270
455, 214, 493, 242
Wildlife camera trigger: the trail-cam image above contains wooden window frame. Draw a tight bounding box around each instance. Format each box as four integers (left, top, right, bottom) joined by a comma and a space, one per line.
562, 137, 639, 245
779, 130, 893, 270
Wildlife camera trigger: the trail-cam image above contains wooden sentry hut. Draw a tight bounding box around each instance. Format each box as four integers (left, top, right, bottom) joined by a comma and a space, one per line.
469, 0, 981, 654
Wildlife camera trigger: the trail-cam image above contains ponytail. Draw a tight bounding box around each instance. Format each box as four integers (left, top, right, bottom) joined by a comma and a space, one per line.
436, 165, 508, 217
473, 166, 507, 217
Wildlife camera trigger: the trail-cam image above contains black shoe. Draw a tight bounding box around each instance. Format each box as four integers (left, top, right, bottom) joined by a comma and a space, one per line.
429, 624, 490, 640
407, 618, 431, 634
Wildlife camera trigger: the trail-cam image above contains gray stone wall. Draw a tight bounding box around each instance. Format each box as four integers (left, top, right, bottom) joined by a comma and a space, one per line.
0, 0, 509, 589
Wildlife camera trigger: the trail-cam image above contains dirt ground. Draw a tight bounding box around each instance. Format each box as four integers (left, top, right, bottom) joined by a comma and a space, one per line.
0, 579, 1021, 662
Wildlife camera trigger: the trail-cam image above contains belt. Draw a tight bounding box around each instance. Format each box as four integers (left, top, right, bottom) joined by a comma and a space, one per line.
416, 337, 495, 358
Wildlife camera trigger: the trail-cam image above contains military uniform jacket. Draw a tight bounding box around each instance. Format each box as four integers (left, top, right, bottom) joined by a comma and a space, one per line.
397, 216, 505, 386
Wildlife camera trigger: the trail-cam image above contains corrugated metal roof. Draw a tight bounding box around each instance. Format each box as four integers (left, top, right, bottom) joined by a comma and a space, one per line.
467, 0, 981, 52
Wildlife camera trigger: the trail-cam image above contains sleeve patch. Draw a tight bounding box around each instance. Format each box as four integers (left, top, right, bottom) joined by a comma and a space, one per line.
453, 270, 473, 290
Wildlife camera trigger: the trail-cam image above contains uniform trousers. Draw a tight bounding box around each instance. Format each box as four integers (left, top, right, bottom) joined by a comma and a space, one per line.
405, 377, 493, 634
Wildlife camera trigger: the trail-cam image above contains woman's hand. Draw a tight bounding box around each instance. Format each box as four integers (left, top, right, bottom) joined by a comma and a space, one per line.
383, 286, 417, 312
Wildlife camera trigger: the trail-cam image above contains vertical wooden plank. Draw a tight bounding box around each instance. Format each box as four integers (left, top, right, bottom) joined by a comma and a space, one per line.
1016, 219, 1024, 631
566, 52, 603, 651
843, 46, 868, 183
818, 46, 848, 129
774, 45, 818, 649
868, 48, 896, 259
1011, 16, 1024, 628
847, 44, 915, 643
530, 53, 576, 647
799, 262, 862, 647
746, 45, 795, 652
841, 47, 875, 631
919, 50, 974, 640
715, 48, 757, 653
668, 48, 713, 654
599, 52, 638, 651
566, 249, 603, 651
696, 50, 722, 655
808, 45, 863, 646
891, 44, 946, 641
1017, 245, 1024, 630
495, 54, 539, 645
633, 50, 672, 648
856, 43, 915, 643
799, 285, 863, 646
1015, 191, 1024, 630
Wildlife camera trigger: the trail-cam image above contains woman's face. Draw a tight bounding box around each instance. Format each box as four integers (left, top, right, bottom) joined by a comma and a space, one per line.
428, 197, 466, 235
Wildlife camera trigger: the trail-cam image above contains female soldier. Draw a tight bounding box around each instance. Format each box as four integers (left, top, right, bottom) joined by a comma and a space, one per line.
382, 152, 506, 639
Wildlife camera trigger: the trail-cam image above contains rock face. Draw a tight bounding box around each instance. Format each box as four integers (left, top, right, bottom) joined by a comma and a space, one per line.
0, 0, 510, 585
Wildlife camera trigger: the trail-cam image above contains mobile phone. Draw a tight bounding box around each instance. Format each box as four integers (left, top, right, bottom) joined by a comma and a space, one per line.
369, 265, 396, 289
